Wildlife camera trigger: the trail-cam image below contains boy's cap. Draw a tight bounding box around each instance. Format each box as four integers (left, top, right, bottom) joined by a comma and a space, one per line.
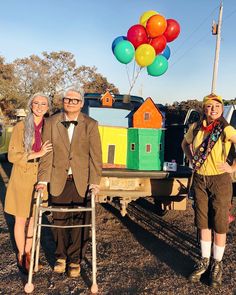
203, 93, 223, 105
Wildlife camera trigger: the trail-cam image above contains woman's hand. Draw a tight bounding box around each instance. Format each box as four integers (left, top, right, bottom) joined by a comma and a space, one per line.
27, 140, 53, 161
217, 162, 234, 173
39, 140, 53, 157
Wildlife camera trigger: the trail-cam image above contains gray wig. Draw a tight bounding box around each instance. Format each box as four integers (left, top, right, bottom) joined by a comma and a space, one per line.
24, 93, 51, 152
63, 88, 84, 103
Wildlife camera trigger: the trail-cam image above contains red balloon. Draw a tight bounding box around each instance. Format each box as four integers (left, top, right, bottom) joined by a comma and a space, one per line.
149, 35, 167, 55
127, 24, 148, 48
164, 19, 180, 42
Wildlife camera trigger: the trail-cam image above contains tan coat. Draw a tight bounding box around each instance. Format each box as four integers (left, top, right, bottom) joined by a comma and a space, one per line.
4, 121, 38, 218
37, 112, 102, 197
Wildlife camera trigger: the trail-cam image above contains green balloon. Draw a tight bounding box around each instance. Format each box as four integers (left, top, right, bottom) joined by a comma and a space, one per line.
147, 55, 168, 76
114, 40, 135, 64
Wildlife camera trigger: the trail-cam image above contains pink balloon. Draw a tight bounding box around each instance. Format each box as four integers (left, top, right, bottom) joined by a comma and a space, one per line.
164, 19, 180, 42
127, 24, 148, 49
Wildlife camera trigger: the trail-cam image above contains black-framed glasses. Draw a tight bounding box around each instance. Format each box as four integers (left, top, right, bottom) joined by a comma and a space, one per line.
63, 97, 82, 105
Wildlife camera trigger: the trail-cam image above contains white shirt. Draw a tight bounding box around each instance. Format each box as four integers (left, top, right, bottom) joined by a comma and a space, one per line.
65, 114, 78, 175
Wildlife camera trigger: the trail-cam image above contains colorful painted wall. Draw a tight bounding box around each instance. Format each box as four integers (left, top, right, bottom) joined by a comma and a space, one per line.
99, 126, 127, 168
127, 128, 164, 170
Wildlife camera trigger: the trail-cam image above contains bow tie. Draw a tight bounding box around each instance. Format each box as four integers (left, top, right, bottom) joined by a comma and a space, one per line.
61, 121, 78, 128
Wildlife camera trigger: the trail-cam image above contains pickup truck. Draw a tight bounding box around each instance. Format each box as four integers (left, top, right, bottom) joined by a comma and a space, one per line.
0, 122, 13, 157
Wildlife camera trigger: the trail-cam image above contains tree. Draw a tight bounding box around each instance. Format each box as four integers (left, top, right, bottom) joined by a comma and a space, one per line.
77, 65, 119, 94
0, 56, 23, 115
165, 99, 202, 125
13, 51, 120, 112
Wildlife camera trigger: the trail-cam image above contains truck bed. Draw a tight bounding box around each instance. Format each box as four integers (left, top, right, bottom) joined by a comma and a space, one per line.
99, 165, 192, 216
102, 165, 192, 179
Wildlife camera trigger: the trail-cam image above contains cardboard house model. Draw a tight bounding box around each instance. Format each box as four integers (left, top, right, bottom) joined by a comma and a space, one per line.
99, 125, 127, 168
127, 128, 164, 170
128, 97, 163, 128
100, 91, 115, 107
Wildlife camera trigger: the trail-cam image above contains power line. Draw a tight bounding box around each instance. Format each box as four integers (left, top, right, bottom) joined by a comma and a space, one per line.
170, 32, 210, 69
172, 5, 220, 56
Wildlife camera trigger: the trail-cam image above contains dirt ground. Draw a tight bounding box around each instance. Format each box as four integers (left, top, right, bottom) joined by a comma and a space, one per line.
0, 156, 235, 295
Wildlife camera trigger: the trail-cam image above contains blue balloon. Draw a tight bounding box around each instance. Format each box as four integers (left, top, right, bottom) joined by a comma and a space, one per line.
112, 36, 127, 54
161, 45, 171, 60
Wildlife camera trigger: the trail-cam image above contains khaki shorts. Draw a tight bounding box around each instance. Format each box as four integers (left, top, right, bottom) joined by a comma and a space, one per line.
193, 172, 232, 234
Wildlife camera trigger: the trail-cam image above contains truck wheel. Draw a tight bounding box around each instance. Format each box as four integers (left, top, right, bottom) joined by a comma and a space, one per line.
154, 200, 168, 217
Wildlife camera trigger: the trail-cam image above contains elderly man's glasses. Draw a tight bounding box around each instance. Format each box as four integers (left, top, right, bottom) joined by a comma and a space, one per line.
63, 97, 82, 105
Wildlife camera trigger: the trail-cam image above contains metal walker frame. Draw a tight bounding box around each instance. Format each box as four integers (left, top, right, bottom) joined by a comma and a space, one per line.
24, 190, 98, 294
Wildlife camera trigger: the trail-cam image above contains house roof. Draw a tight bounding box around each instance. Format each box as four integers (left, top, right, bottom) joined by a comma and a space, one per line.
126, 97, 164, 118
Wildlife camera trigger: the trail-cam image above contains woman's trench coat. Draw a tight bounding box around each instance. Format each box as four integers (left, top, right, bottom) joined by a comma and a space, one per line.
4, 121, 39, 218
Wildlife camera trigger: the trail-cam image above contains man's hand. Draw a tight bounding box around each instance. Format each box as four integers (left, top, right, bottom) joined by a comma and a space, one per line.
35, 183, 47, 192
89, 184, 100, 195
35, 183, 48, 207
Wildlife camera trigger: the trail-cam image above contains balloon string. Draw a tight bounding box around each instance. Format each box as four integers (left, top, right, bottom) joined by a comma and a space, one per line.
126, 65, 132, 87
132, 60, 136, 81
128, 67, 142, 95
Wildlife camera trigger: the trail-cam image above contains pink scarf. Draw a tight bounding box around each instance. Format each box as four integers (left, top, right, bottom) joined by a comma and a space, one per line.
32, 119, 44, 152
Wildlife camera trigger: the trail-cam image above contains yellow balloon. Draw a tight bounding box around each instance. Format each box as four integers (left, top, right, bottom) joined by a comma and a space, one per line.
139, 10, 158, 27
135, 44, 156, 67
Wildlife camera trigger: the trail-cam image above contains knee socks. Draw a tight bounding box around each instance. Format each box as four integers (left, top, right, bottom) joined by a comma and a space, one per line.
213, 243, 225, 261
200, 240, 212, 258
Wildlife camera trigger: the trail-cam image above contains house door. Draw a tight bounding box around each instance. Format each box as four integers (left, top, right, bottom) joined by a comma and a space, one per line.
108, 145, 115, 164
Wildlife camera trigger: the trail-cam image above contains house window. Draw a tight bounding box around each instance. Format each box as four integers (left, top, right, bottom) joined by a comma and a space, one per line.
144, 112, 150, 120
130, 143, 135, 151
106, 97, 110, 103
146, 144, 151, 152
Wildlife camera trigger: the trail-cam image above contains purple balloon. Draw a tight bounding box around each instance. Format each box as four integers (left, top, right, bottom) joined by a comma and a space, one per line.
112, 36, 127, 54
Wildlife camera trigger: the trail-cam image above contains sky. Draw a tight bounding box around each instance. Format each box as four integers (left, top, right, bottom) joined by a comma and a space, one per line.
0, 0, 236, 105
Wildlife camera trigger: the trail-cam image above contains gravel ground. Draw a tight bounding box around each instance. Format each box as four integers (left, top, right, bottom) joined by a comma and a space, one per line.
0, 157, 235, 295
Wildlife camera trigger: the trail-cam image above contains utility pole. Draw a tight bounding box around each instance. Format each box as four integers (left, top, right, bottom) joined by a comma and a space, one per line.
211, 1, 223, 94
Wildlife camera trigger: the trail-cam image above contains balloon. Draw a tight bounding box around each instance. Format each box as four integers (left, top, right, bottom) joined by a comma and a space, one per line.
147, 55, 168, 76
139, 10, 158, 27
149, 35, 167, 55
127, 24, 148, 49
114, 40, 135, 64
135, 44, 156, 67
161, 45, 171, 60
112, 36, 127, 54
164, 19, 180, 42
146, 14, 167, 38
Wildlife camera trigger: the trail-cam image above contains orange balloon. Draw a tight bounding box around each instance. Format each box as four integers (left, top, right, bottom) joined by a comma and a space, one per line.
146, 14, 167, 38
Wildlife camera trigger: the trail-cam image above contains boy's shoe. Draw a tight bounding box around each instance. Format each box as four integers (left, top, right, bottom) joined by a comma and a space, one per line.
188, 257, 210, 282
210, 259, 223, 288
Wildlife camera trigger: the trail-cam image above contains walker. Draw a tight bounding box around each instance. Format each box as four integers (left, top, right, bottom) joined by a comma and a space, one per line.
24, 190, 98, 294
